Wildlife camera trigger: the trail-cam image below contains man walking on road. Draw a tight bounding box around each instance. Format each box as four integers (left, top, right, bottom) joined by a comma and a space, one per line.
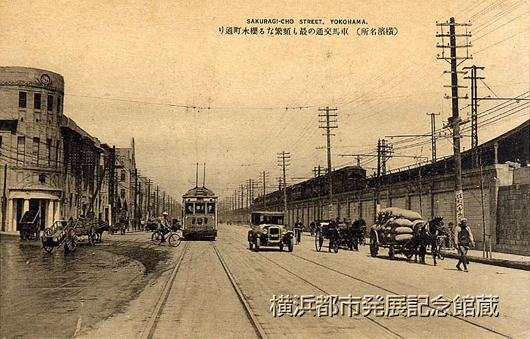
454, 218, 475, 272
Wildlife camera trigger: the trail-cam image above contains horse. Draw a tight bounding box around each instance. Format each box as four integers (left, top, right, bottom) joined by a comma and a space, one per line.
416, 216, 445, 266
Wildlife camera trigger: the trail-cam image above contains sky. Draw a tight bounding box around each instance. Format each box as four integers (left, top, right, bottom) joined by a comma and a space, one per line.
1, 0, 528, 201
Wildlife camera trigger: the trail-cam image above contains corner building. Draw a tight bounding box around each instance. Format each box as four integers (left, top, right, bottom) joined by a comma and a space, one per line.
0, 67, 65, 232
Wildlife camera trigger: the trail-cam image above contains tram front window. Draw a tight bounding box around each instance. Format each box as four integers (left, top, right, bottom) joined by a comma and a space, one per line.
207, 203, 215, 214
185, 203, 194, 214
195, 203, 205, 214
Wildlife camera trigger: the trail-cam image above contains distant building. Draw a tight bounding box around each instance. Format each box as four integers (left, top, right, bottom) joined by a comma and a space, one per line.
115, 139, 137, 228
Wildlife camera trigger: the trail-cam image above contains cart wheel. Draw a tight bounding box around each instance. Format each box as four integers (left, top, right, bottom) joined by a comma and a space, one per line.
332, 239, 339, 253
405, 251, 414, 260
151, 231, 163, 245
254, 237, 260, 252
389, 245, 395, 260
168, 233, 182, 247
315, 229, 323, 252
43, 243, 54, 253
370, 231, 379, 257
287, 237, 293, 252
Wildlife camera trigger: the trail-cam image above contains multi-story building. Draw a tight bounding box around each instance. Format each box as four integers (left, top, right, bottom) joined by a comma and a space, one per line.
0, 67, 65, 232
115, 139, 137, 228
0, 66, 112, 233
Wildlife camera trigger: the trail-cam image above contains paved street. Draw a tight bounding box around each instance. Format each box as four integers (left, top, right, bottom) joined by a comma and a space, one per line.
2, 224, 528, 339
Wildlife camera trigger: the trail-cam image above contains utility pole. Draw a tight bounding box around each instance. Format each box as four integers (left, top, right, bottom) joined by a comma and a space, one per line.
109, 146, 116, 225
463, 65, 485, 167
155, 186, 160, 216
162, 191, 166, 213
134, 168, 138, 229
277, 151, 291, 226
146, 179, 151, 219
262, 171, 269, 208
437, 17, 472, 224
318, 106, 338, 219
426, 113, 440, 164
2, 164, 7, 231
240, 184, 244, 210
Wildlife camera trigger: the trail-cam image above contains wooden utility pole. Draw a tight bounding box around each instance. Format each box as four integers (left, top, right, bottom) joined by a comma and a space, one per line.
262, 171, 269, 208
318, 107, 337, 218
437, 17, 472, 224
463, 65, 485, 167
277, 151, 291, 225
2, 164, 7, 231
426, 113, 440, 164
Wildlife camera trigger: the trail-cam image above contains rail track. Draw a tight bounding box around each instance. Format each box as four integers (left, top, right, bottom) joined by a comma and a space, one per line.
224, 230, 514, 339
139, 241, 265, 339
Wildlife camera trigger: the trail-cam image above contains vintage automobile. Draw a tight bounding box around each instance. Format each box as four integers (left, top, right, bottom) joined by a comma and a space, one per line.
247, 211, 294, 252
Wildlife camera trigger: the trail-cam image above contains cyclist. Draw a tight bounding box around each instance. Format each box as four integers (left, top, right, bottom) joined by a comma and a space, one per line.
158, 211, 171, 242
294, 219, 303, 244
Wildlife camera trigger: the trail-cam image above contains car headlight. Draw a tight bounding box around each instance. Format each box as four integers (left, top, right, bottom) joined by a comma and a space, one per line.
262, 229, 268, 235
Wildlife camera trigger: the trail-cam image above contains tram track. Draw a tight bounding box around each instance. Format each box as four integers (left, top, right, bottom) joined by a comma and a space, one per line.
222, 233, 404, 339
140, 240, 264, 339
139, 241, 189, 339
290, 252, 514, 339
223, 229, 513, 339
213, 243, 268, 339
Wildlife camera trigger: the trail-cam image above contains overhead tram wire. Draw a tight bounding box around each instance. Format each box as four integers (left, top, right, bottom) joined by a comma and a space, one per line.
65, 93, 318, 111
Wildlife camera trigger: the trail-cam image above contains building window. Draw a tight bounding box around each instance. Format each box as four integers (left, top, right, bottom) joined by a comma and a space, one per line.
33, 137, 40, 166
19, 92, 27, 108
34, 93, 42, 110
120, 189, 126, 199
55, 140, 60, 167
120, 170, 126, 182
47, 95, 53, 112
46, 139, 52, 167
17, 136, 25, 165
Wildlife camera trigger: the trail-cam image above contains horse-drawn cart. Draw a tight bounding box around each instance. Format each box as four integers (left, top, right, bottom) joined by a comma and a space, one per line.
41, 220, 77, 253
71, 217, 100, 245
314, 220, 340, 253
369, 208, 424, 260
19, 210, 41, 240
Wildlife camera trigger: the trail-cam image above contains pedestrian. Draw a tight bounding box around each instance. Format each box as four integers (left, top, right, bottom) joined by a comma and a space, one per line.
294, 219, 303, 244
454, 218, 475, 272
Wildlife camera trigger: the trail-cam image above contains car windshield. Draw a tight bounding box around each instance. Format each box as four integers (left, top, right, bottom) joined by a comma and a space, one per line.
252, 214, 284, 225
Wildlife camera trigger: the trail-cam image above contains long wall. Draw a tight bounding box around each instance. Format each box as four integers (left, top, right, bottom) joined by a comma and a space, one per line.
254, 164, 526, 254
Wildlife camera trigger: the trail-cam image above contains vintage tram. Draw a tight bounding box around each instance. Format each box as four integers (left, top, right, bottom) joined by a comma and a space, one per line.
182, 186, 218, 239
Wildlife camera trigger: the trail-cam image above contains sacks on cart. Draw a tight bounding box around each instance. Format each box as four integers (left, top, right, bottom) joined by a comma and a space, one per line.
377, 208, 424, 244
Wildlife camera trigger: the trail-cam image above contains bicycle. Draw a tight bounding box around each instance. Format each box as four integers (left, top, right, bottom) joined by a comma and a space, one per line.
151, 229, 183, 247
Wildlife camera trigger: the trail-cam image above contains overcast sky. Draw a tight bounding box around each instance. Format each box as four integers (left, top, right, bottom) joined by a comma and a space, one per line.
1, 0, 528, 200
